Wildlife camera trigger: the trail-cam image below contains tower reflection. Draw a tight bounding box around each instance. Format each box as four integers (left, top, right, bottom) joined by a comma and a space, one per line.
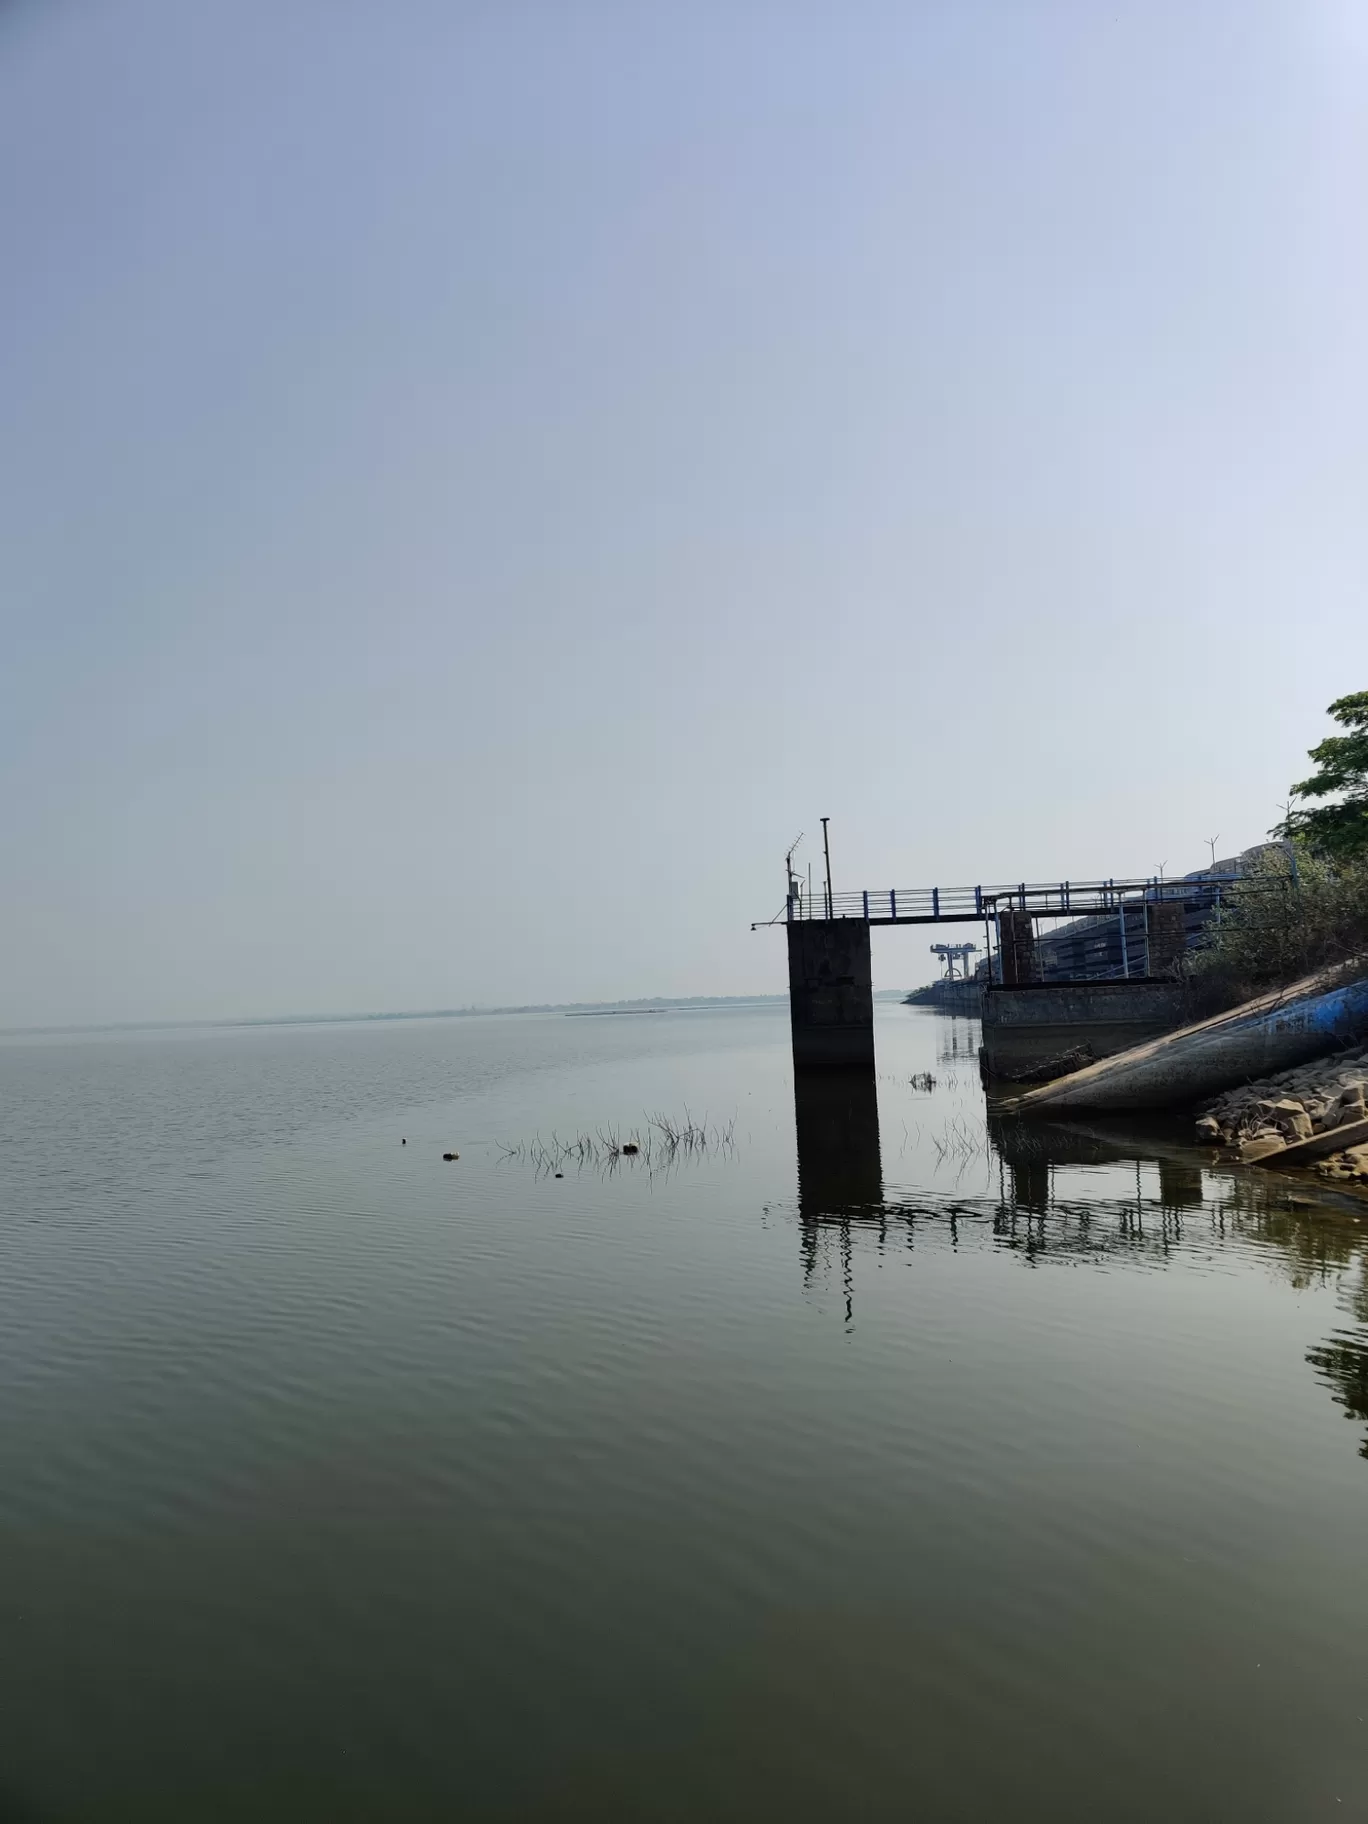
793, 1067, 883, 1217
935, 1018, 981, 1068
792, 1067, 883, 1308
786, 1050, 1368, 1464
1156, 1161, 1205, 1211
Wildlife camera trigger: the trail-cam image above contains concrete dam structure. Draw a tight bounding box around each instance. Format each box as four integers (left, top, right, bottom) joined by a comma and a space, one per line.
786, 918, 876, 1068
757, 836, 1283, 1079
1007, 970, 1368, 1114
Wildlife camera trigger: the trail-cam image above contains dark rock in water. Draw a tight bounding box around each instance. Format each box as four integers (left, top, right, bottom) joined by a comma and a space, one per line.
401, 1138, 406, 1145
554, 1172, 564, 1179
621, 1142, 639, 1155
442, 1152, 459, 1161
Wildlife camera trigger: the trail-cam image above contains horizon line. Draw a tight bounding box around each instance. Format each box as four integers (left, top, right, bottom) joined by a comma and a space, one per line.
0, 987, 925, 1040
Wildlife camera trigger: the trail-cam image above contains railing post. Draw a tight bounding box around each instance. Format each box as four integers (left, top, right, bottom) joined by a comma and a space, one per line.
932, 887, 940, 919
975, 886, 982, 915
862, 890, 869, 921
890, 889, 896, 919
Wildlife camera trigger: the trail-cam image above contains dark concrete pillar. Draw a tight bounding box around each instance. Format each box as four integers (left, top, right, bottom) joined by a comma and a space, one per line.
996, 910, 1038, 985
1146, 901, 1187, 978
786, 918, 875, 1068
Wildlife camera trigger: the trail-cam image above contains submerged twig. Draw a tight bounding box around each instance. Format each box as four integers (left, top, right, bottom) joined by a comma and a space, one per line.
498, 1110, 738, 1180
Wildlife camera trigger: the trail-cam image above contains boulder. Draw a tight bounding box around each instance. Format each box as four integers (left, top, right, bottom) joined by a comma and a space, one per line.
1264, 1099, 1314, 1141
1237, 1134, 1288, 1162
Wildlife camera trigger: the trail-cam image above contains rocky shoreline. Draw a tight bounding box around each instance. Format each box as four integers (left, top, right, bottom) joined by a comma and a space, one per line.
1196, 1048, 1368, 1183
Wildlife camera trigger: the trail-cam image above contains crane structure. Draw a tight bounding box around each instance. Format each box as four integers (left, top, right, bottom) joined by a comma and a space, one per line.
930, 941, 978, 981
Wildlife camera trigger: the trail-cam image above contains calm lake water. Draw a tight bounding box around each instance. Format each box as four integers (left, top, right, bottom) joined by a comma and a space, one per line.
2, 1001, 1366, 1821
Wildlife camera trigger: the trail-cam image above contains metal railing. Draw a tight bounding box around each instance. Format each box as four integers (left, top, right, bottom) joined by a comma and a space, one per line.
764, 874, 1246, 927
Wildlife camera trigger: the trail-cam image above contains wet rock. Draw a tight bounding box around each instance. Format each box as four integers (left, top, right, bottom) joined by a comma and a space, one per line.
1199, 1046, 1368, 1151
1333, 1084, 1367, 1122
1314, 1142, 1368, 1182
1267, 1099, 1314, 1141
1237, 1134, 1288, 1162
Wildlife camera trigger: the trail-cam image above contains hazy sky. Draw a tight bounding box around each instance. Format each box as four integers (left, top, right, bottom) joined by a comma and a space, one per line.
4, 1, 1366, 1025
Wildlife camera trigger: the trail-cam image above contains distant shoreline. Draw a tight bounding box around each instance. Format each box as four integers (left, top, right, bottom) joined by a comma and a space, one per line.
3, 988, 916, 1040
1, 994, 787, 1039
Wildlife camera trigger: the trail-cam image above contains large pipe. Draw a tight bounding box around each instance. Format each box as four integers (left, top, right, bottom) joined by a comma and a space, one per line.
1004, 968, 1368, 1114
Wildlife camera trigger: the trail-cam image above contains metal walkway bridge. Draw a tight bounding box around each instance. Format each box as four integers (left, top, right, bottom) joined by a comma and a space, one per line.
755, 874, 1244, 930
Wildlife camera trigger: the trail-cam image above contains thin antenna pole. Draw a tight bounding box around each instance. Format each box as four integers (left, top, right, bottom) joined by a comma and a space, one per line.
784, 831, 804, 916
821, 817, 833, 920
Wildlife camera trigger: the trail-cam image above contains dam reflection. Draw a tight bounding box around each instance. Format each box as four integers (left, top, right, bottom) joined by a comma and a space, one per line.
794, 1067, 883, 1218
788, 1059, 1368, 1460
792, 1067, 882, 1313
935, 1018, 981, 1067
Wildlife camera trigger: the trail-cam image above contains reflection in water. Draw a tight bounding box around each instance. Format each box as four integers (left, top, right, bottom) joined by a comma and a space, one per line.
1156, 1160, 1205, 1210
1009, 1160, 1051, 1213
1304, 1242, 1368, 1459
1307, 1333, 1368, 1458
793, 1067, 882, 1320
935, 1018, 982, 1068
794, 1068, 883, 1216
790, 1060, 1368, 1461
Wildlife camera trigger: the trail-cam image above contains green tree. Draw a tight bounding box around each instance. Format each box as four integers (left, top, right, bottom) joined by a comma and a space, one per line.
1191, 844, 1368, 996
1277, 691, 1368, 859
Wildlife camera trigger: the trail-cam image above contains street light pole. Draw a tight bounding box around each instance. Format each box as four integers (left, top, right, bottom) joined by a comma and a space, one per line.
821, 817, 833, 920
